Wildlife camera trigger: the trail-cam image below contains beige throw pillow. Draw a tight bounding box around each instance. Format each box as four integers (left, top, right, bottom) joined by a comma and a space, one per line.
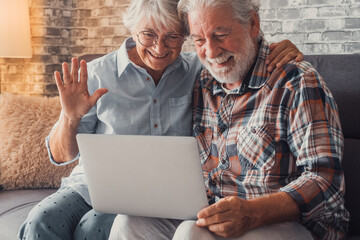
0, 93, 76, 190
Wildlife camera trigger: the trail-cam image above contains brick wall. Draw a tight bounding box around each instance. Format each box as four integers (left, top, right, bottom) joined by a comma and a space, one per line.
0, 0, 359, 96
0, 0, 129, 96
0, 0, 74, 96
260, 0, 360, 54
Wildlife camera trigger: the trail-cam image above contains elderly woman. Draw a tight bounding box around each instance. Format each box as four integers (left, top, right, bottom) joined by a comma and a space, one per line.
18, 0, 302, 239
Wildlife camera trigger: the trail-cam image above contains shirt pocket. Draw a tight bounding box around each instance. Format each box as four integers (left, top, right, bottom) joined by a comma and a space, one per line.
169, 95, 192, 135
236, 123, 275, 171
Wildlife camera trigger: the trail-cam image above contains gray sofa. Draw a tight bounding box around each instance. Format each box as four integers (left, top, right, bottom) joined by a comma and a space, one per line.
303, 54, 360, 240
0, 54, 359, 240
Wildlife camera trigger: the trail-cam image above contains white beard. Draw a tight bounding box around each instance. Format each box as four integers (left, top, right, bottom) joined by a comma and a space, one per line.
201, 33, 257, 85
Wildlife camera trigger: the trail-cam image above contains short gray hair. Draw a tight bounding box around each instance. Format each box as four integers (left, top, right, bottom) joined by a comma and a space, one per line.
178, 0, 261, 34
123, 0, 185, 34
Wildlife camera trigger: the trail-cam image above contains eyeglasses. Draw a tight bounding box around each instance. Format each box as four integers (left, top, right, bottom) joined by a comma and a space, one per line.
136, 31, 185, 49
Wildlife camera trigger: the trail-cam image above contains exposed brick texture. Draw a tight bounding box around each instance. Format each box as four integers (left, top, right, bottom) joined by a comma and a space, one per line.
260, 0, 360, 55
0, 0, 359, 96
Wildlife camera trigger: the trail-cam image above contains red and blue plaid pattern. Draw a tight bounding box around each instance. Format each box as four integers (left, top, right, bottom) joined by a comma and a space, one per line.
193, 39, 349, 239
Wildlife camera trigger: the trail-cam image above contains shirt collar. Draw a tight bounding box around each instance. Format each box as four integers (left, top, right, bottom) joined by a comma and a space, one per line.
162, 53, 184, 78
116, 37, 135, 77
247, 37, 271, 89
210, 36, 271, 96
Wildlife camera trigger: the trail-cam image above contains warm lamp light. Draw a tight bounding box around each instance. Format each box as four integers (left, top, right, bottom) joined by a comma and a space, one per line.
0, 0, 32, 93
0, 0, 32, 58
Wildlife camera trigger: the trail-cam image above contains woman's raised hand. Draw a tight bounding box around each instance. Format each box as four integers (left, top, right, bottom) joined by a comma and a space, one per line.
54, 57, 108, 122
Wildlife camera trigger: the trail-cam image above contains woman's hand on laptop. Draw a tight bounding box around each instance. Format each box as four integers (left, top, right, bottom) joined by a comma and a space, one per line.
54, 57, 108, 122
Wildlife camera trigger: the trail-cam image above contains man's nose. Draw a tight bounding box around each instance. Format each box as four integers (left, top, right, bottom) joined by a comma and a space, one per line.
205, 39, 221, 59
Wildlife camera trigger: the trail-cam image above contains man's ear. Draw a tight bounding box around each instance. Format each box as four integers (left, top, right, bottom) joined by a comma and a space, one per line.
249, 10, 260, 39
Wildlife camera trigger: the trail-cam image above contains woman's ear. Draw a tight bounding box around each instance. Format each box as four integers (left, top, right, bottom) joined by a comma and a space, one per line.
131, 31, 137, 41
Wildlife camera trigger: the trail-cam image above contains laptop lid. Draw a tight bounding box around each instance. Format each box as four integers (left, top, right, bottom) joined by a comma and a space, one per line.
76, 134, 209, 220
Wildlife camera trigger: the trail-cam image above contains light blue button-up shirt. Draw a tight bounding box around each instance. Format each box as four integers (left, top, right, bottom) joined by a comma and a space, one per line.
45, 38, 203, 204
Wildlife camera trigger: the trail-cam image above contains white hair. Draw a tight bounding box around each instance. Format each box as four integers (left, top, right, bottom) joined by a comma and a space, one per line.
123, 0, 185, 34
178, 0, 261, 35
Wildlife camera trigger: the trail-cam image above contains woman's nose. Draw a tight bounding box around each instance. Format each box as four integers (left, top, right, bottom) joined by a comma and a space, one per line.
151, 37, 168, 53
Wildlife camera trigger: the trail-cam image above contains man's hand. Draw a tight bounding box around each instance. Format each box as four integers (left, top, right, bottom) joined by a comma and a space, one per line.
266, 39, 304, 72
196, 196, 256, 238
196, 193, 301, 238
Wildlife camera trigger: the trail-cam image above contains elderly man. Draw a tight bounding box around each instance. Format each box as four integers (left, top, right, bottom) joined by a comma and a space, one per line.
173, 0, 349, 239
109, 0, 349, 240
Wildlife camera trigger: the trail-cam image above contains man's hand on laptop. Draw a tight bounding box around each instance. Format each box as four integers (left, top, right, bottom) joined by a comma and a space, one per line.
195, 196, 254, 238
195, 192, 300, 238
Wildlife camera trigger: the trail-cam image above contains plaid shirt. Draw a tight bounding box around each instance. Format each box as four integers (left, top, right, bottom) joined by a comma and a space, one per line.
193, 38, 349, 239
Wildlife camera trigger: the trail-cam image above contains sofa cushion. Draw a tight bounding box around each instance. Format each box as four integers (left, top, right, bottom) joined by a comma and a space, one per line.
0, 93, 76, 190
305, 55, 360, 237
304, 55, 360, 139
343, 138, 360, 237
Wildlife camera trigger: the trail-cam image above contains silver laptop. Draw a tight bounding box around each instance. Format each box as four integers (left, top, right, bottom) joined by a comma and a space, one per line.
76, 134, 209, 220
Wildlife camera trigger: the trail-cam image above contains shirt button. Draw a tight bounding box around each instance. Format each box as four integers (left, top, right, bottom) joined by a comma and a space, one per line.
153, 99, 157, 104
209, 180, 216, 187
154, 124, 158, 128
251, 127, 256, 134
146, 77, 150, 81
205, 129, 212, 135
221, 159, 226, 165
